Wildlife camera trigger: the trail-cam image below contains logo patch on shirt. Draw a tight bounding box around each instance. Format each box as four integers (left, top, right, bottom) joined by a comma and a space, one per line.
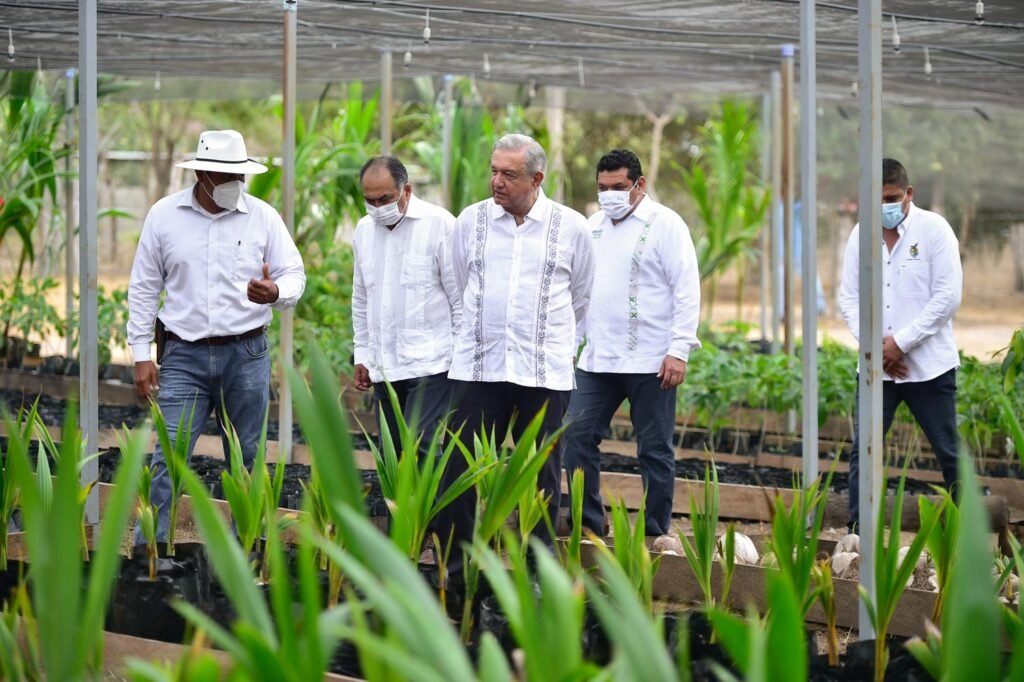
592, 229, 603, 239
909, 242, 919, 258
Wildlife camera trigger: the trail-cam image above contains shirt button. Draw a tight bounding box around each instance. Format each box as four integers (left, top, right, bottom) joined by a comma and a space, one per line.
886, 283, 890, 287
886, 305, 890, 309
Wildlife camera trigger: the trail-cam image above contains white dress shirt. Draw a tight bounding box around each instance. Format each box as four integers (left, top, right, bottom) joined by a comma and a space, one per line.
579, 195, 702, 373
449, 190, 595, 391
838, 202, 962, 383
352, 194, 461, 384
128, 186, 306, 362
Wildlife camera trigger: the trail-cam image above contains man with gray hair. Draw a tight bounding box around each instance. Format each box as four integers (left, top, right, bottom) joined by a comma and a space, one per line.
438, 133, 595, 574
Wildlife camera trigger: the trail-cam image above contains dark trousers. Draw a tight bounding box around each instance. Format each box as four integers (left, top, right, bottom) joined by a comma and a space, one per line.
848, 368, 959, 526
563, 370, 677, 536
372, 372, 452, 461
436, 380, 570, 574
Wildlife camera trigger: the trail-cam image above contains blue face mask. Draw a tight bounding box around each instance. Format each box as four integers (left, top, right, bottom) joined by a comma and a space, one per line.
881, 201, 906, 230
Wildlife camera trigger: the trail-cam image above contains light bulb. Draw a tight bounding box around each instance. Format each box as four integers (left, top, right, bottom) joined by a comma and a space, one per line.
923, 46, 932, 75
850, 80, 858, 97
154, 71, 161, 91
483, 53, 491, 77
891, 16, 901, 53
7, 28, 14, 63
528, 80, 537, 99
423, 9, 431, 44
404, 49, 412, 67
975, 1, 985, 24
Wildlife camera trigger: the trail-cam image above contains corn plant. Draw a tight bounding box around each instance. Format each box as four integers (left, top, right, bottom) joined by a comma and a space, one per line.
0, 404, 145, 679
918, 488, 959, 624
169, 465, 347, 681
474, 533, 597, 680
678, 463, 720, 607
584, 550, 677, 681
812, 559, 839, 667
151, 399, 197, 557
769, 470, 832, 617
707, 570, 808, 681
858, 469, 940, 682
219, 420, 269, 564
595, 494, 661, 611
371, 383, 491, 562
137, 465, 159, 581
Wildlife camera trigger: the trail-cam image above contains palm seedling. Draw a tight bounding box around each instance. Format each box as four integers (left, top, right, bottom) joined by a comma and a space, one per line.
596, 494, 661, 612
219, 417, 269, 567
151, 399, 198, 557
678, 463, 721, 608
299, 464, 344, 606
812, 559, 839, 666
166, 465, 347, 681
769, 469, 833, 618
917, 488, 959, 624
137, 465, 159, 581
718, 524, 738, 606
371, 382, 491, 563
473, 533, 597, 681
451, 408, 563, 642
858, 467, 940, 682
0, 404, 145, 679
564, 468, 586, 580
0, 409, 28, 571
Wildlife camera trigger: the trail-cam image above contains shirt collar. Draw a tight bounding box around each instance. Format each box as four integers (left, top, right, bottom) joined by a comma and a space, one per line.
489, 188, 549, 222
626, 194, 654, 223
180, 183, 249, 216
404, 193, 425, 220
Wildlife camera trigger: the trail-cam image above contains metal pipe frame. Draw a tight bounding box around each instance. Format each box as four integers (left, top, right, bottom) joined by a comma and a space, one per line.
441, 73, 454, 211
769, 70, 783, 355
800, 0, 819, 486
78, 0, 99, 523
64, 68, 76, 360
781, 44, 796, 360
279, 0, 297, 464
380, 49, 393, 155
857, 0, 884, 639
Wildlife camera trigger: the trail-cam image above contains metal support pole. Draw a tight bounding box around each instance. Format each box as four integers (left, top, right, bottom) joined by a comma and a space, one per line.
769, 70, 782, 355
78, 0, 99, 523
781, 45, 795, 359
759, 92, 770, 341
440, 74, 454, 211
64, 68, 76, 360
279, 0, 297, 464
800, 0, 819, 486
857, 0, 884, 639
380, 50, 393, 155
545, 86, 566, 203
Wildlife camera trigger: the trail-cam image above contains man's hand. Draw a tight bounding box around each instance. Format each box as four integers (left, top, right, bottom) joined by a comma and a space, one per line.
353, 363, 372, 391
882, 336, 909, 379
134, 361, 160, 399
657, 355, 688, 389
247, 263, 280, 304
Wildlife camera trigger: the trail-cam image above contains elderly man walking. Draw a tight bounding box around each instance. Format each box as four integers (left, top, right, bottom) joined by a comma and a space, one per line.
563, 149, 701, 537
128, 129, 306, 541
438, 133, 595, 573
352, 155, 461, 457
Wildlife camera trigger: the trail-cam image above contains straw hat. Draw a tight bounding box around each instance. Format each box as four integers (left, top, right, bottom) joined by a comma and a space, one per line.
176, 129, 268, 175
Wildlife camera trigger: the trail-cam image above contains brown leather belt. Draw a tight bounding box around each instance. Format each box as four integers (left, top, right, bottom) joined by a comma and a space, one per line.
166, 326, 266, 346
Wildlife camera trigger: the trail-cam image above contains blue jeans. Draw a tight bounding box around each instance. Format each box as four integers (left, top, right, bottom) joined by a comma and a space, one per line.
848, 368, 959, 527
145, 332, 271, 543
563, 369, 677, 536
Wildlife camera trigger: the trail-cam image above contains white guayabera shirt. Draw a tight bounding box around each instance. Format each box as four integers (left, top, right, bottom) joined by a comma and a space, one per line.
352, 194, 461, 384
578, 196, 702, 374
449, 190, 595, 391
838, 202, 963, 383
127, 186, 306, 362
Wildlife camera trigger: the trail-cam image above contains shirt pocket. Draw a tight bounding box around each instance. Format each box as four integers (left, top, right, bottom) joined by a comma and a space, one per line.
396, 329, 435, 364
400, 255, 433, 321
234, 241, 265, 281
359, 257, 377, 290
898, 261, 930, 299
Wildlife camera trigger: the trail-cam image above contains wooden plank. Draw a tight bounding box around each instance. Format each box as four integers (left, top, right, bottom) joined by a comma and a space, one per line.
0, 368, 141, 405
598, 544, 936, 638
102, 631, 361, 681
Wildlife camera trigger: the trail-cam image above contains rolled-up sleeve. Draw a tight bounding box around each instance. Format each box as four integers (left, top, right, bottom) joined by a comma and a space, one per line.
664, 217, 702, 362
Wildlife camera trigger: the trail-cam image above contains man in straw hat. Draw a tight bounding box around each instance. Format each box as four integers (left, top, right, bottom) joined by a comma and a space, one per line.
127, 129, 305, 541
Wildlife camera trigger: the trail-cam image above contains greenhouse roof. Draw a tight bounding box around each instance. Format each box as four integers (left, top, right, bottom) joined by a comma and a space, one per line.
3, 0, 1024, 110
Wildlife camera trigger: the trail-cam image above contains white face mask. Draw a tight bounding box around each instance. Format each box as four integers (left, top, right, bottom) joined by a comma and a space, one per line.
210, 179, 243, 210
597, 180, 639, 219
365, 200, 405, 227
